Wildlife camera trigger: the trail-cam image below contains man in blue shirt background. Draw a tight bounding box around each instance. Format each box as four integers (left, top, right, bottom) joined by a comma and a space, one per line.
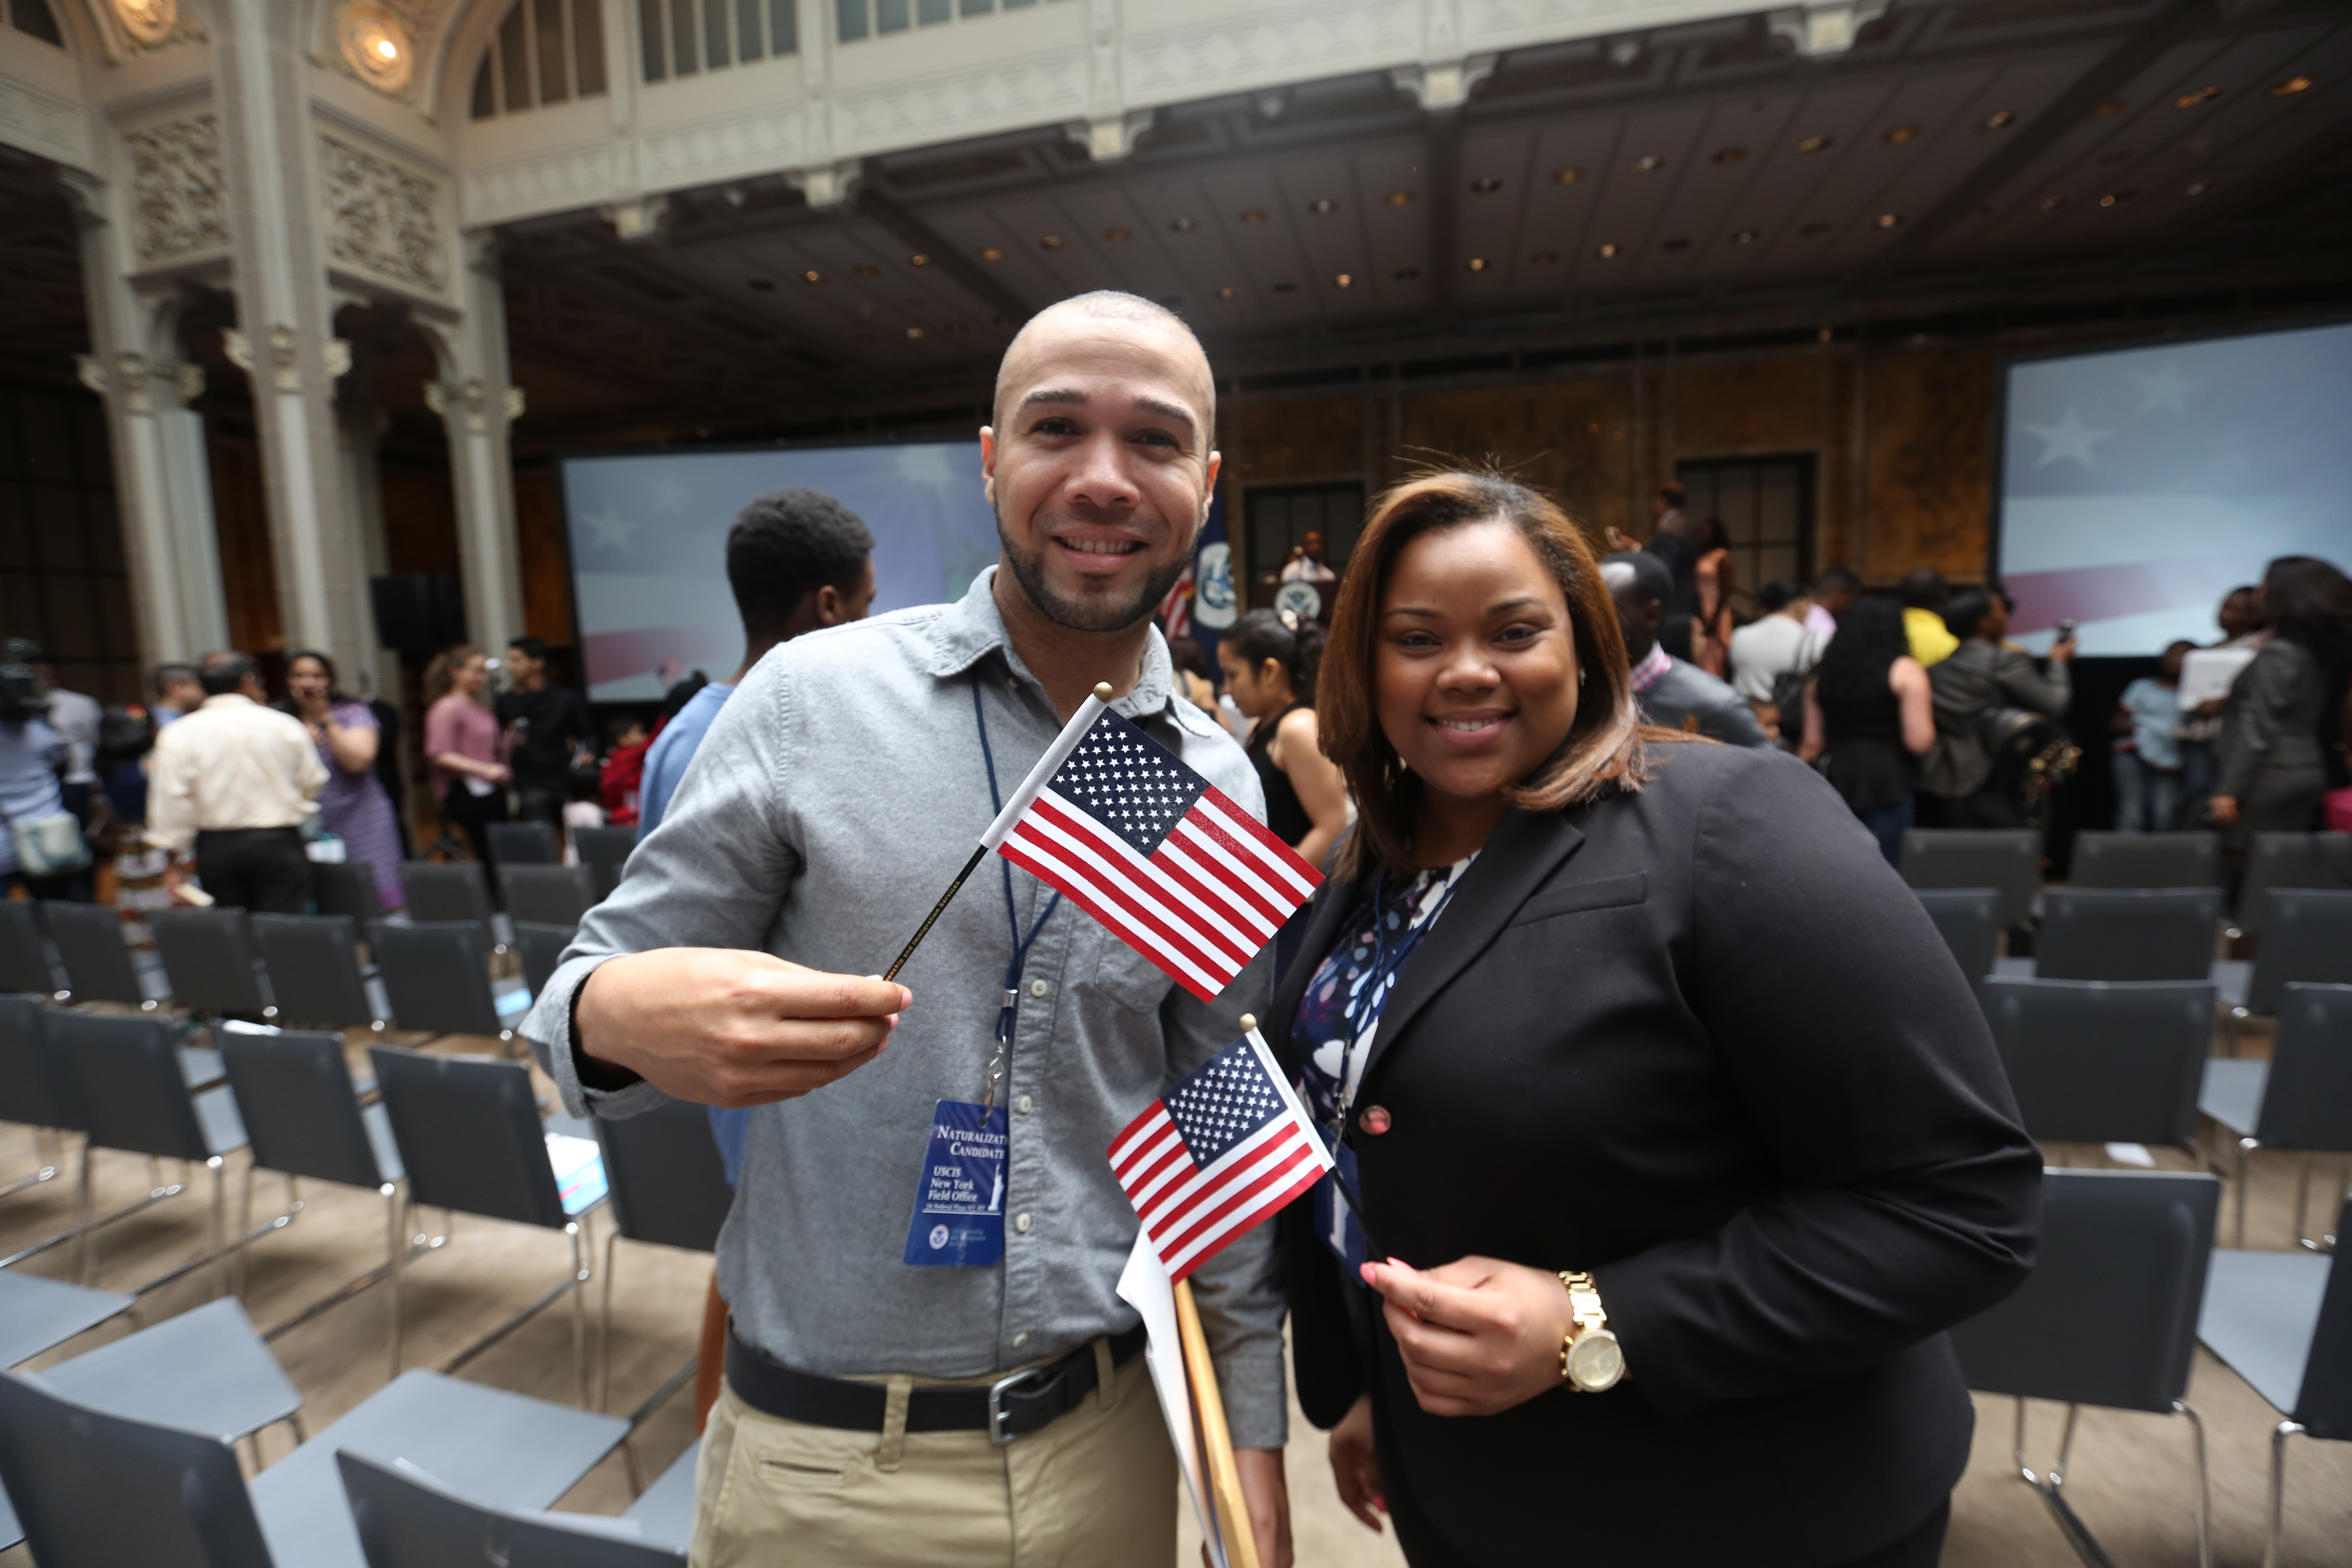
633, 485, 874, 1430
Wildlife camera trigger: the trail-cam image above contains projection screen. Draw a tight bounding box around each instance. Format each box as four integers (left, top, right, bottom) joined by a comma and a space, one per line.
561, 441, 1000, 702
1994, 318, 2352, 657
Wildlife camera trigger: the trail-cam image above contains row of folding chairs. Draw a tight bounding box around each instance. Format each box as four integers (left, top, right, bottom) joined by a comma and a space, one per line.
0, 1289, 695, 1566
0, 1002, 731, 1411
1949, 1167, 2352, 1568
475, 821, 636, 904
1901, 828, 2352, 938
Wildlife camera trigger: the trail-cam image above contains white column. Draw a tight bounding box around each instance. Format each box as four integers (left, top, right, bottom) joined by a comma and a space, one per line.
211, 0, 371, 680
426, 234, 526, 657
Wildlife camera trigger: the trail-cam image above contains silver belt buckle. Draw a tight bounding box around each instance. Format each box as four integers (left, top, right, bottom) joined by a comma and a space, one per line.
986, 1365, 1049, 1446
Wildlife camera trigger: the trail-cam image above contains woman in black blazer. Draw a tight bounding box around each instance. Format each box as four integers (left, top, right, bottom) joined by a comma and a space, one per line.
1276, 471, 2041, 1568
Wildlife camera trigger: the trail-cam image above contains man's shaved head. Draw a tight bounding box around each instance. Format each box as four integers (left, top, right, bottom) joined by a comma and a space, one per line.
993, 291, 1215, 435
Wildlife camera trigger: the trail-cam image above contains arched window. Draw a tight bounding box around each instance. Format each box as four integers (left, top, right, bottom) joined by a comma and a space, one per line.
4, 0, 66, 48
470, 0, 607, 120
636, 0, 795, 83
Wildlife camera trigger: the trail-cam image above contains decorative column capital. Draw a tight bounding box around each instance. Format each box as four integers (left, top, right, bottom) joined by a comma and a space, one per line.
602, 195, 670, 241
1766, 2, 1889, 56
223, 327, 352, 391
785, 162, 861, 209
76, 352, 204, 414
1064, 110, 1154, 163
1390, 55, 1497, 112
425, 378, 523, 433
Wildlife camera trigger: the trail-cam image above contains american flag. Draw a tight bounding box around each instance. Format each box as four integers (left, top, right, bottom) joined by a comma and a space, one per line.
981, 701, 1320, 1002
1158, 560, 1195, 639
1110, 1027, 1333, 1282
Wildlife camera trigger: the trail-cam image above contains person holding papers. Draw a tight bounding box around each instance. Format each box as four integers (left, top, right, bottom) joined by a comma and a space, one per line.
521, 292, 1293, 1568
1273, 471, 2042, 1568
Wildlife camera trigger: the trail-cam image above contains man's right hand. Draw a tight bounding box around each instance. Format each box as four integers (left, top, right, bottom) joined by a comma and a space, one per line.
574, 949, 909, 1107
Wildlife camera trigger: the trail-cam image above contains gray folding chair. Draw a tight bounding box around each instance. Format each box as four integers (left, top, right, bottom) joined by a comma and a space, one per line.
2035, 887, 2221, 983
2069, 830, 2221, 891
486, 820, 562, 867
1902, 829, 2040, 931
2211, 889, 2352, 1026
398, 860, 499, 943
0, 1361, 626, 1568
0, 900, 58, 995
217, 1027, 417, 1369
369, 1046, 608, 1403
1980, 977, 2212, 1152
0, 1269, 131, 1369
313, 860, 387, 929
515, 922, 577, 1007
2199, 982, 2352, 1249
151, 906, 276, 1017
253, 913, 389, 1032
501, 864, 595, 927
373, 921, 526, 1046
574, 825, 636, 901
1949, 1168, 2218, 1568
42, 898, 162, 1009
339, 1448, 689, 1567
2196, 1195, 2352, 1568
33, 1297, 303, 1460
51, 1008, 267, 1290
0, 993, 77, 1207
595, 1098, 734, 1410
1913, 887, 1999, 983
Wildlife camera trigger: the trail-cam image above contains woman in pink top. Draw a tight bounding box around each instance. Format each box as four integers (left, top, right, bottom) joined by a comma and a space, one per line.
423, 644, 510, 869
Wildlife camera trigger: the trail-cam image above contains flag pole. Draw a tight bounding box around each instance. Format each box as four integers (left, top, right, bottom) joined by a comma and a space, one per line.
881, 680, 1115, 982
1173, 1275, 1261, 1568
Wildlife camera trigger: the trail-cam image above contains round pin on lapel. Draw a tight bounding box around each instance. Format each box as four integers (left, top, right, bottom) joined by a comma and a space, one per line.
1360, 1107, 1392, 1135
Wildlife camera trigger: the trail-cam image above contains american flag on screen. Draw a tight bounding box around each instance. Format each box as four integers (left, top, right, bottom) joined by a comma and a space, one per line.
1157, 560, 1195, 639
1111, 1028, 1333, 1282
982, 704, 1321, 1002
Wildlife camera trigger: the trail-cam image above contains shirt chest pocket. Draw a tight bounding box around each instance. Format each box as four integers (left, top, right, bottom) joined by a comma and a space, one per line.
1503, 872, 1648, 930
1083, 924, 1175, 1015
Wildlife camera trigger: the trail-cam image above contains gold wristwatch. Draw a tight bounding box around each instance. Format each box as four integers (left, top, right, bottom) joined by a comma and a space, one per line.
1557, 1271, 1625, 1392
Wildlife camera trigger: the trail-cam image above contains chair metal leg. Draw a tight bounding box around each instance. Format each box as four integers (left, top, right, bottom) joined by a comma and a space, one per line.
2292, 1159, 2345, 1254
388, 1183, 405, 1380
2237, 1139, 2258, 1249
568, 1217, 592, 1409
76, 1140, 96, 1283
599, 1226, 621, 1410
2264, 1421, 2304, 1568
2013, 1399, 2120, 1568
2173, 1401, 2213, 1568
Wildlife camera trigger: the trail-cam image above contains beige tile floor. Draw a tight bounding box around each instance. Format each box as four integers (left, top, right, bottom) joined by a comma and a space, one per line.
2, 1029, 2348, 1568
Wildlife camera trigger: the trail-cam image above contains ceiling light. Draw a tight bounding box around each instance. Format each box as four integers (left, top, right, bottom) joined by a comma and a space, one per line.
1309, 198, 1339, 214
1874, 212, 1900, 228
1817, 327, 1833, 343
1662, 236, 1691, 250
2093, 100, 2126, 118
1169, 216, 1197, 232
908, 253, 928, 266
2098, 190, 2137, 207
1101, 227, 1131, 242
373, 36, 399, 59
1712, 147, 1746, 165
1530, 251, 1559, 264
2270, 76, 2312, 97
2185, 179, 2214, 196
802, 269, 823, 283
1238, 208, 1267, 224
978, 245, 1004, 261
853, 263, 880, 276
1629, 154, 1663, 174
2175, 86, 2220, 108
1552, 166, 1585, 184
1334, 272, 1354, 287
1882, 124, 1920, 145
1978, 111, 2016, 131
748, 278, 774, 291
1466, 257, 1487, 271
1385, 189, 1414, 206
1468, 176, 1502, 194
1796, 134, 1833, 154
2036, 194, 2064, 212
1733, 228, 1760, 245
905, 327, 924, 339
1596, 242, 1619, 258
1039, 235, 1067, 248
1218, 285, 1238, 299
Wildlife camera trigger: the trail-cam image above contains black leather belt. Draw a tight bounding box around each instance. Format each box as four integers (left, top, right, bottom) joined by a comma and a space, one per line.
725, 1323, 1147, 1446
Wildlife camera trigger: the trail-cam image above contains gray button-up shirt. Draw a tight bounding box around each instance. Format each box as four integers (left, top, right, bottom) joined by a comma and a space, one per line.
522, 570, 1287, 1447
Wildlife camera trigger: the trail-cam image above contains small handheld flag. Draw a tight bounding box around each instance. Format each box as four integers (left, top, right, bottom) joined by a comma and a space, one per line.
1110, 1016, 1334, 1282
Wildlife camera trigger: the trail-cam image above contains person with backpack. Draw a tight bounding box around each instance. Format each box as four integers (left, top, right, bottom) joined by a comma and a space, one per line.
1729, 577, 1823, 742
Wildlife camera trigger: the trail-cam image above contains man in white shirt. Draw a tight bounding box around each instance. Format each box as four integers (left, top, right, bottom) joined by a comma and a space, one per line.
149, 652, 327, 913
1730, 578, 1824, 709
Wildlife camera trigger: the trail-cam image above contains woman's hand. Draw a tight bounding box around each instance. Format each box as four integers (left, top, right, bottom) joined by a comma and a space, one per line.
1359, 1255, 1580, 1417
1328, 1393, 1386, 1532
2210, 794, 2240, 824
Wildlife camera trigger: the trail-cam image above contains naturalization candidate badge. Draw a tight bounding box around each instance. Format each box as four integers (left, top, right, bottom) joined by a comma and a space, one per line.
902, 1098, 1008, 1267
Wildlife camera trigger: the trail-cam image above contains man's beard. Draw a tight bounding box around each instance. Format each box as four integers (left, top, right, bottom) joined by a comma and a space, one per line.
996, 504, 1192, 635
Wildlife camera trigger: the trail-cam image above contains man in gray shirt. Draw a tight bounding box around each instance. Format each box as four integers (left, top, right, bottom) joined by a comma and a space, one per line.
1920, 586, 2076, 828
523, 291, 1292, 1567
1601, 551, 1773, 748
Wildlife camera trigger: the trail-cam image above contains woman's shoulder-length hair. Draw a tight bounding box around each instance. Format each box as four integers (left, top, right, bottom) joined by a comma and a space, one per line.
1317, 469, 1652, 884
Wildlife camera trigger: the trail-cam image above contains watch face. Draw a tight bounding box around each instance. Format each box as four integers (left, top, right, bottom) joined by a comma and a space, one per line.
1568, 1331, 1624, 1390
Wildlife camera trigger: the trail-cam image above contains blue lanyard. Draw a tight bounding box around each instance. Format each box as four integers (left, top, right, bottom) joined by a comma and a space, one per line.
1330, 864, 1463, 1138
972, 676, 1061, 1102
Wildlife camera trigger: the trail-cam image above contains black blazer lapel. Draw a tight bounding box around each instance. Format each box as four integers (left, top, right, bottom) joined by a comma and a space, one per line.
1355, 808, 1585, 1091
1267, 877, 1363, 1076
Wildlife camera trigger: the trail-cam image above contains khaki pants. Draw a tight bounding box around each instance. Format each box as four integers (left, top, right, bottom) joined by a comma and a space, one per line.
690, 1347, 1176, 1568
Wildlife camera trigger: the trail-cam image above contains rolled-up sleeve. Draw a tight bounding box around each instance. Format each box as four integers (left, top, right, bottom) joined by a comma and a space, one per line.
1597, 754, 2043, 1421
